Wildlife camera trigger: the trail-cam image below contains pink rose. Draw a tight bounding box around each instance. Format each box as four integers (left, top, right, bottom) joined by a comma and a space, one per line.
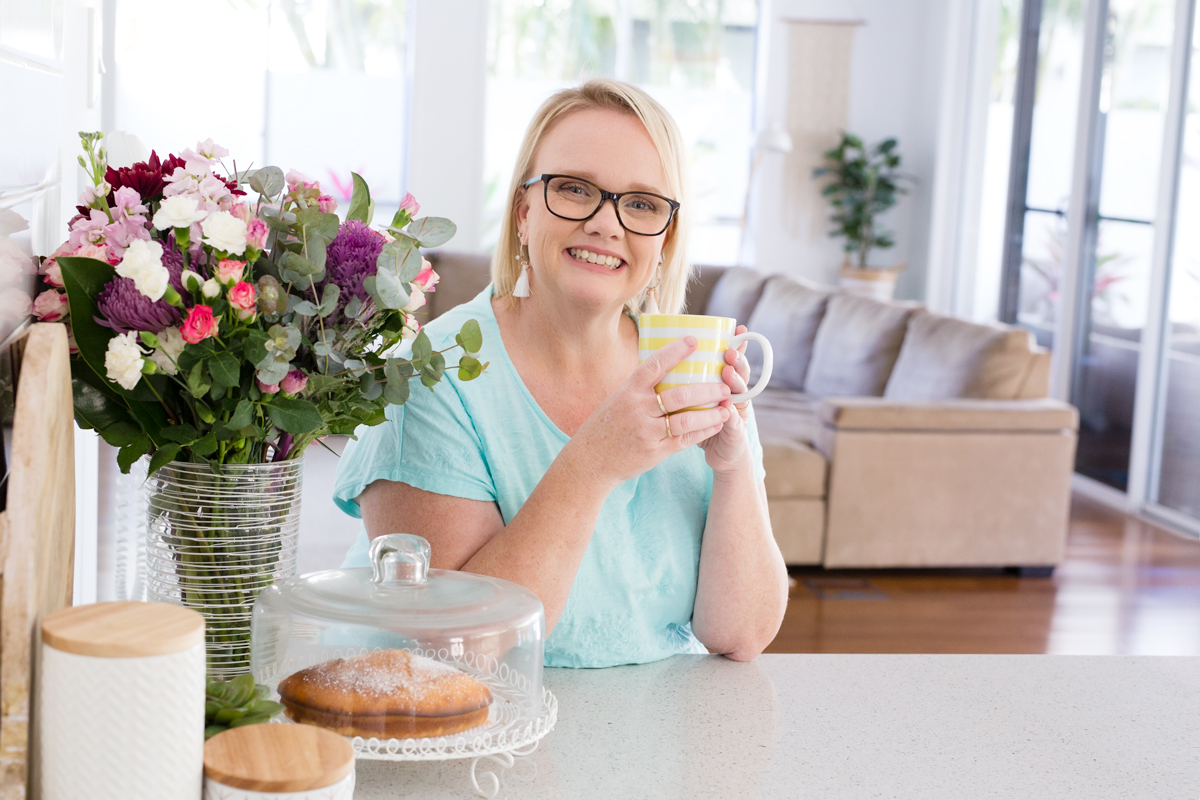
256, 378, 280, 394
216, 259, 245, 286
33, 289, 69, 321
245, 218, 269, 250
317, 195, 338, 214
40, 259, 64, 288
414, 258, 439, 292
75, 243, 118, 264
181, 305, 218, 344
229, 202, 251, 223
228, 281, 257, 320
280, 370, 308, 395
398, 192, 420, 216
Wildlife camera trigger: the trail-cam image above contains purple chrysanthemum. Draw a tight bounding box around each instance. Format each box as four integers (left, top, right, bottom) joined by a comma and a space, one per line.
95, 242, 185, 334
323, 220, 385, 313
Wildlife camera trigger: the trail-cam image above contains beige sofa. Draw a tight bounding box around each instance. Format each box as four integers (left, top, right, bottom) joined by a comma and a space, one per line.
423, 253, 1080, 574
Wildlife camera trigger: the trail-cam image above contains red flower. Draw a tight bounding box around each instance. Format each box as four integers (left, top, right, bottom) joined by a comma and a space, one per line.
181, 305, 218, 344
93, 151, 187, 213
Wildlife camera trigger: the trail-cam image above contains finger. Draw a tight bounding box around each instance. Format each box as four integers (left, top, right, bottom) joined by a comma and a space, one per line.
721, 362, 748, 395
636, 336, 698, 388
734, 325, 749, 355
666, 406, 728, 437
659, 382, 729, 413
676, 422, 726, 449
725, 347, 750, 383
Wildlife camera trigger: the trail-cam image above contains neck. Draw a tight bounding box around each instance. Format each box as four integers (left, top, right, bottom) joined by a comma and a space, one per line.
499, 285, 635, 373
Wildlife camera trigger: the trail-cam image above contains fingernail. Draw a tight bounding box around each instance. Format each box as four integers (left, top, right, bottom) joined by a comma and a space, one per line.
722, 385, 731, 396
684, 336, 697, 347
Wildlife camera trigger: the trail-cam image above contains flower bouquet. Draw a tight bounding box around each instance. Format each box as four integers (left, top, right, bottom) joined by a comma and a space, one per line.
45, 132, 486, 676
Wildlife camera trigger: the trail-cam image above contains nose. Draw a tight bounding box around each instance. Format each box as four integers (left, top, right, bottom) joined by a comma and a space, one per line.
583, 196, 624, 238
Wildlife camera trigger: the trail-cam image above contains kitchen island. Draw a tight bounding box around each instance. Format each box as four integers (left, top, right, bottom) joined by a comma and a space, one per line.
353, 653, 1199, 798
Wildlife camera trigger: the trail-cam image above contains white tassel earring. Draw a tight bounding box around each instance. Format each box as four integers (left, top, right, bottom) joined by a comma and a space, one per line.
513, 244, 531, 298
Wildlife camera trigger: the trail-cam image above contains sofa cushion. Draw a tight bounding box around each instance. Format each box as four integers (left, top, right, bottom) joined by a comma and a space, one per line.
752, 389, 827, 498
884, 311, 1038, 401
804, 294, 916, 397
703, 268, 767, 326
745, 276, 831, 389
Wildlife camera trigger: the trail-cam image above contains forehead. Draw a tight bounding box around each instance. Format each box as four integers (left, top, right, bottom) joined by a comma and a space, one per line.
533, 107, 669, 195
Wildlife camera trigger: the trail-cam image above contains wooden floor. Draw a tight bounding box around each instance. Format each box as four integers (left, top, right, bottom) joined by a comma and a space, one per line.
766, 494, 1200, 655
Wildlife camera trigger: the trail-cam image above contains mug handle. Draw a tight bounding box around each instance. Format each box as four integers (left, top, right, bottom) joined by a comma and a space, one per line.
728, 332, 773, 403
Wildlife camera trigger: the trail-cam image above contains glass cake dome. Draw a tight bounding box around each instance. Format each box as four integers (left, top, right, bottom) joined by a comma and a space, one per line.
250, 533, 545, 742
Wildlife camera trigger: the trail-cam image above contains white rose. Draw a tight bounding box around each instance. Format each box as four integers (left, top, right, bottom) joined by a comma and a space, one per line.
200, 211, 247, 255
116, 239, 170, 301
105, 331, 145, 391
148, 326, 185, 376
153, 194, 208, 230
202, 278, 220, 298
180, 270, 203, 292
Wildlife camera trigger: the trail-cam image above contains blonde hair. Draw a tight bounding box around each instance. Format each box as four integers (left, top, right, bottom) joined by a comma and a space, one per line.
492, 79, 693, 315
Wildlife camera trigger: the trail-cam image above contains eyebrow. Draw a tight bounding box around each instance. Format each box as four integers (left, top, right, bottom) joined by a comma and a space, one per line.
547, 170, 669, 197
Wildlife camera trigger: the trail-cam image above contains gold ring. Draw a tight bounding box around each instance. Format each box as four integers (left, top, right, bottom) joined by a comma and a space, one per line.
665, 414, 673, 438
655, 393, 669, 417
656, 393, 672, 437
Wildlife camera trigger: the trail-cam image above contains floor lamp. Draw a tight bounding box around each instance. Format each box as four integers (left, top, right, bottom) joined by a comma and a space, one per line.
738, 124, 793, 268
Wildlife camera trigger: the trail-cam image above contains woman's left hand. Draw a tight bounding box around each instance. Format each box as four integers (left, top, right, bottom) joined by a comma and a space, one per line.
698, 325, 753, 474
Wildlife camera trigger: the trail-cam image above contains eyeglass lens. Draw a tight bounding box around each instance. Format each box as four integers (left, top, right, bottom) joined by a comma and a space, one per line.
545, 176, 672, 235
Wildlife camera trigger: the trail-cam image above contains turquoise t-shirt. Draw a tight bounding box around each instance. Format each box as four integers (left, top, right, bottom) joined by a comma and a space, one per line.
331, 286, 766, 668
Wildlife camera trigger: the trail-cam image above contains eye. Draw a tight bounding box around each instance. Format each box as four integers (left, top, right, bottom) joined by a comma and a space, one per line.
625, 196, 659, 213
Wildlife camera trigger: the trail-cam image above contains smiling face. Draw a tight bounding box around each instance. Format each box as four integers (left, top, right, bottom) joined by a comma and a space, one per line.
515, 107, 672, 314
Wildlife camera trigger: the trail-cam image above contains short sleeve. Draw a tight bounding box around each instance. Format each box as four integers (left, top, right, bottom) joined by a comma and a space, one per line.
332, 374, 497, 517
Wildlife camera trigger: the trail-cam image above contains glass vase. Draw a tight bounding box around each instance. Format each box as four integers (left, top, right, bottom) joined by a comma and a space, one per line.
146, 460, 302, 679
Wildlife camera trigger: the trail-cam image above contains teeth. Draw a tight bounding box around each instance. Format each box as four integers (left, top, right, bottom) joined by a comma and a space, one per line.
569, 248, 622, 269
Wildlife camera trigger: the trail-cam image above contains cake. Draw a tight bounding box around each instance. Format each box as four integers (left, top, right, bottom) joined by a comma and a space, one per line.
277, 649, 493, 739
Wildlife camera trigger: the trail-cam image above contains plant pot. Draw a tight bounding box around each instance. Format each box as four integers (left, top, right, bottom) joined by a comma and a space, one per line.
839, 265, 903, 302
146, 460, 303, 679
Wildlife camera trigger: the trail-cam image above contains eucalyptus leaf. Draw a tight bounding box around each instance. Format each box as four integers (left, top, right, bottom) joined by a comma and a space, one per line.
344, 296, 364, 321
405, 216, 457, 248
284, 252, 322, 277
359, 371, 383, 401
256, 361, 290, 386
377, 240, 424, 284
373, 266, 411, 310
457, 319, 483, 354
248, 166, 285, 198
457, 354, 484, 381
411, 330, 432, 362
346, 172, 372, 223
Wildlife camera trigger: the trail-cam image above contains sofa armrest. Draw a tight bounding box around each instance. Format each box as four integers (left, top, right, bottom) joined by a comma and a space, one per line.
817, 397, 1079, 433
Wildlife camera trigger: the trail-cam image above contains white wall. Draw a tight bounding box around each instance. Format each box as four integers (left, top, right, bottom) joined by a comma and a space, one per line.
750, 0, 953, 301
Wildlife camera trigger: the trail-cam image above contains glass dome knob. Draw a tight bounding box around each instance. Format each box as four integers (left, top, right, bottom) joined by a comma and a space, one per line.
370, 533, 431, 585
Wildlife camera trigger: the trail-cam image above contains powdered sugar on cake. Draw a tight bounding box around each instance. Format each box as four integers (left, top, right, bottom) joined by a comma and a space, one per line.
306, 649, 468, 702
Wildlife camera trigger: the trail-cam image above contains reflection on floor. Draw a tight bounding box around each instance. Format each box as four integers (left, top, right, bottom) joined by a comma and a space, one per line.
767, 495, 1200, 655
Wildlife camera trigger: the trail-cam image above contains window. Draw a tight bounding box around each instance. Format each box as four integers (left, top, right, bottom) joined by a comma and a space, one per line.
111, 0, 410, 217
484, 0, 759, 264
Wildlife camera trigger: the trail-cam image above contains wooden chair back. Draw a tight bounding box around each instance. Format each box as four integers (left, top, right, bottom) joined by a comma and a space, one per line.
0, 323, 76, 799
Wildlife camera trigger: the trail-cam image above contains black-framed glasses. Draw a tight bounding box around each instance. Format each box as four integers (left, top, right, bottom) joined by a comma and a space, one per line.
522, 174, 680, 236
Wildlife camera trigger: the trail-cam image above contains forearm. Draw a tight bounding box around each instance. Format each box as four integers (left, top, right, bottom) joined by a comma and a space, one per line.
692, 459, 787, 660
460, 441, 611, 634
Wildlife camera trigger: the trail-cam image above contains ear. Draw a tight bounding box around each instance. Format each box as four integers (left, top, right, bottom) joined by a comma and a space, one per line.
514, 187, 531, 244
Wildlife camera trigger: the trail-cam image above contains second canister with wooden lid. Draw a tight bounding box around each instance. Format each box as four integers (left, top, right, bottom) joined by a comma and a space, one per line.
203, 723, 355, 799
39, 601, 206, 800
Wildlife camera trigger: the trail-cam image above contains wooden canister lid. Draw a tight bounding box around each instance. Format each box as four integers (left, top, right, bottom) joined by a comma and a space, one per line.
204, 724, 355, 792
42, 601, 204, 658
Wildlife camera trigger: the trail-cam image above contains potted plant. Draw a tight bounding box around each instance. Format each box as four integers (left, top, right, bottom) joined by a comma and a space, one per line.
814, 132, 908, 300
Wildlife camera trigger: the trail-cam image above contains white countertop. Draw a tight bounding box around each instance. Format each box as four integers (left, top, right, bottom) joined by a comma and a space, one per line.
352, 653, 1200, 799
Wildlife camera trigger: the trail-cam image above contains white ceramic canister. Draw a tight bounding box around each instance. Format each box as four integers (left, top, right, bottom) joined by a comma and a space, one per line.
203, 723, 355, 800
39, 601, 206, 800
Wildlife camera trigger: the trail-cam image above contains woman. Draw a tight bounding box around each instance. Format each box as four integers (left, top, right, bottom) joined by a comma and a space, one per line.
332, 79, 788, 667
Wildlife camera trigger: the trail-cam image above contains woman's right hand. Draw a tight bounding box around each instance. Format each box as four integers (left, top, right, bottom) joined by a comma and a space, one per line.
568, 336, 731, 489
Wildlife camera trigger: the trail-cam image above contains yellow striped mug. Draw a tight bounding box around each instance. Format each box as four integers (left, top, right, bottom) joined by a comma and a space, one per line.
638, 314, 774, 406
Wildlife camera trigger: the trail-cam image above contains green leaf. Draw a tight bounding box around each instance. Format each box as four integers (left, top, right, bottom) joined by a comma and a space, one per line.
421, 352, 445, 388
346, 172, 372, 223
208, 352, 241, 389
359, 371, 383, 401
383, 366, 410, 405
284, 251, 322, 277
317, 283, 340, 318
372, 266, 411, 310
244, 330, 270, 365
188, 362, 211, 398
227, 399, 254, 430
457, 319, 482, 354
411, 330, 432, 361
191, 432, 219, 457
264, 397, 324, 434
159, 424, 199, 445
72, 373, 136, 432
97, 420, 144, 447
147, 444, 182, 476
117, 436, 153, 474
248, 166, 284, 198
457, 355, 483, 381
377, 239, 424, 284
405, 216, 457, 248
